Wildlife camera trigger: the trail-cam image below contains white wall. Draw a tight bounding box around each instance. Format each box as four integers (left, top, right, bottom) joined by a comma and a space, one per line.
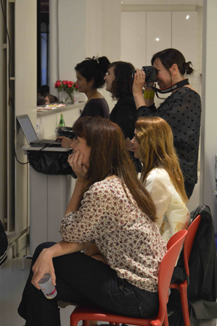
15, 0, 37, 236
49, 0, 121, 112
201, 0, 217, 231
49, 0, 86, 98
0, 1, 7, 227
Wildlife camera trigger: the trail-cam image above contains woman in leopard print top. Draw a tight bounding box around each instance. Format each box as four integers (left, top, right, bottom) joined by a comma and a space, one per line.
18, 117, 166, 326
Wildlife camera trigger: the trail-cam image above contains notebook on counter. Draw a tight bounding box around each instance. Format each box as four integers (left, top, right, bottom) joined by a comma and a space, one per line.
17, 114, 62, 147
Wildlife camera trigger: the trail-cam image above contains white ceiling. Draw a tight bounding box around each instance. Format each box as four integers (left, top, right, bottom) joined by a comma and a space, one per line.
121, 0, 203, 6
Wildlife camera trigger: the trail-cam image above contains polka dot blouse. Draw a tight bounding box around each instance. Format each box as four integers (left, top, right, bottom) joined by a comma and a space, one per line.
137, 87, 201, 186
60, 177, 167, 292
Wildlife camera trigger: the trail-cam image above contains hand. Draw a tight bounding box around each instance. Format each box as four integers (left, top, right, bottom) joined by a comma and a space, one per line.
132, 69, 146, 96
68, 150, 88, 181
31, 248, 56, 290
125, 137, 135, 152
56, 136, 74, 148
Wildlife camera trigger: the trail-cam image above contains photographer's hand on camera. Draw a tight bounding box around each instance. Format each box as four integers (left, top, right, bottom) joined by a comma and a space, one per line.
133, 69, 155, 109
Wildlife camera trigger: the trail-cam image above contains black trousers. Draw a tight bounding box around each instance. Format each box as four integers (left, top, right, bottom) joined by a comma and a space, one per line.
18, 242, 159, 326
184, 181, 195, 199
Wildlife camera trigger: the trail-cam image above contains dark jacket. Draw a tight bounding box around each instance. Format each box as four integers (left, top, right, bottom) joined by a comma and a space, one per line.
109, 96, 141, 173
169, 204, 217, 326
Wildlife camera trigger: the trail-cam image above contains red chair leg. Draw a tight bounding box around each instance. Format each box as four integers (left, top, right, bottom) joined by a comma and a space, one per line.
83, 321, 89, 326
179, 283, 190, 326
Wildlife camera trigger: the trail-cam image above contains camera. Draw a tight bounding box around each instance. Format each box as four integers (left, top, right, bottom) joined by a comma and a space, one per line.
142, 66, 157, 83
132, 66, 157, 84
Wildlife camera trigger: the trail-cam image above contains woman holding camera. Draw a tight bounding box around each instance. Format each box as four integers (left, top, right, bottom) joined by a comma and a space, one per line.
104, 61, 141, 172
133, 48, 201, 199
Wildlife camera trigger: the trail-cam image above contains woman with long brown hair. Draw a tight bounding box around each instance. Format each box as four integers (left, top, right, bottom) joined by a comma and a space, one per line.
131, 116, 190, 244
18, 116, 166, 326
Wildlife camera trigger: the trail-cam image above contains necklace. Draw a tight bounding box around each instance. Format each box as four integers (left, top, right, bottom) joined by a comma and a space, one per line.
88, 90, 97, 101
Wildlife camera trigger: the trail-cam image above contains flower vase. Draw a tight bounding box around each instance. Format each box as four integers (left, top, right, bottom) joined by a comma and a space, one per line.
60, 91, 74, 104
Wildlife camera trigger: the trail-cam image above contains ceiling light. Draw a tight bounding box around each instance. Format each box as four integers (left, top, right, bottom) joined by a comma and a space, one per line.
186, 15, 190, 20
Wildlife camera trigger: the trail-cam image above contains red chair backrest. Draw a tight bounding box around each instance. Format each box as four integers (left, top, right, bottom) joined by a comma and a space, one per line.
157, 229, 187, 323
183, 214, 201, 276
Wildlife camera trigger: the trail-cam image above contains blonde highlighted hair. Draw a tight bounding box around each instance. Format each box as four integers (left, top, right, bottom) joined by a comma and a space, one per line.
135, 116, 188, 203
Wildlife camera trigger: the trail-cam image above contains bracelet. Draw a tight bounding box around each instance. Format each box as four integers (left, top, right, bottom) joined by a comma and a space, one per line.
144, 90, 155, 100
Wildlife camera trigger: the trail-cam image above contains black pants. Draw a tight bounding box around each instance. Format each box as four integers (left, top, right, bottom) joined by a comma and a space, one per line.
18, 242, 159, 326
184, 181, 195, 199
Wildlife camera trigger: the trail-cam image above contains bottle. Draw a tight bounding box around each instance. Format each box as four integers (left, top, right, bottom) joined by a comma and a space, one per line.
36, 124, 41, 139
58, 114, 65, 127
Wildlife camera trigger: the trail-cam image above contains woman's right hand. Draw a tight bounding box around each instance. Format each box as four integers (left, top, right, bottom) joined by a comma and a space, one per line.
68, 150, 88, 182
133, 69, 146, 96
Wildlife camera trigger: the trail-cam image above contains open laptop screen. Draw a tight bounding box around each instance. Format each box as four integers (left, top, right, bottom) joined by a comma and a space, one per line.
17, 114, 38, 144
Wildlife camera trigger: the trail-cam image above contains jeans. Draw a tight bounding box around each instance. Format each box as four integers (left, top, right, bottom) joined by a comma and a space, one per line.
18, 242, 159, 326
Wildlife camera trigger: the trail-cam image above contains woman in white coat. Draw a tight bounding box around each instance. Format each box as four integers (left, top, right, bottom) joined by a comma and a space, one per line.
131, 116, 190, 243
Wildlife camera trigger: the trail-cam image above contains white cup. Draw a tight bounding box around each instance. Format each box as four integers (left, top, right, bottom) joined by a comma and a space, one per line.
38, 273, 57, 299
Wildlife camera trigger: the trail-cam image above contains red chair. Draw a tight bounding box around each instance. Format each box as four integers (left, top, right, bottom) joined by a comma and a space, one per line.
70, 230, 187, 326
169, 214, 201, 326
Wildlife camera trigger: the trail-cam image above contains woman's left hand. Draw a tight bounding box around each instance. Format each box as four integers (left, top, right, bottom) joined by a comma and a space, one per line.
31, 248, 56, 290
68, 150, 88, 181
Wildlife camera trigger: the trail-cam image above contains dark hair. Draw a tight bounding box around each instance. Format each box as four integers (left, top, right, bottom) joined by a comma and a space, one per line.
45, 94, 58, 104
72, 116, 156, 221
75, 56, 110, 89
37, 95, 45, 106
108, 61, 135, 99
39, 84, 50, 96
151, 48, 194, 76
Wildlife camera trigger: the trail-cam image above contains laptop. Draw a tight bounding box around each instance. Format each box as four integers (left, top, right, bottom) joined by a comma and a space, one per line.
17, 114, 62, 147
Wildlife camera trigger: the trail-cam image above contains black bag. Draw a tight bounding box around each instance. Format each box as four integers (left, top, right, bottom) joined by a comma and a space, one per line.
0, 220, 8, 266
27, 150, 77, 178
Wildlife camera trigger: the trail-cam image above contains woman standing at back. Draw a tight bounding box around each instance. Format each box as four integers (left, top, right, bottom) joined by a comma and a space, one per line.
104, 61, 141, 172
133, 48, 201, 198
59, 56, 110, 148
131, 116, 190, 244
75, 56, 110, 118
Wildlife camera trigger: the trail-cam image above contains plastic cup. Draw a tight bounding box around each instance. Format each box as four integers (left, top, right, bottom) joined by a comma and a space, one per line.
38, 273, 57, 299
